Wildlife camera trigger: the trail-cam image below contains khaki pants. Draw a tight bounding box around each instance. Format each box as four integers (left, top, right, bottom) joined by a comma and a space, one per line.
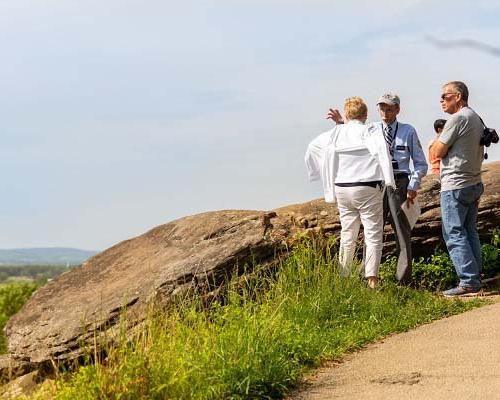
335, 185, 384, 278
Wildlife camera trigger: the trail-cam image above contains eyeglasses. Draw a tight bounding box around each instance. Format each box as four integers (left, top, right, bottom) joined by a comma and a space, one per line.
440, 92, 458, 101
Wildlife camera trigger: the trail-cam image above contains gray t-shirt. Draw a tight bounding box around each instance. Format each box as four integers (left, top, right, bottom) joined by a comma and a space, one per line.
439, 107, 484, 191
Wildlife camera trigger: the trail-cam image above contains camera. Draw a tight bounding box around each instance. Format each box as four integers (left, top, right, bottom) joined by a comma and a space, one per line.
480, 127, 499, 147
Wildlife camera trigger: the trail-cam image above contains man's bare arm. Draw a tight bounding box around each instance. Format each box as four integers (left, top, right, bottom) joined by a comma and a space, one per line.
432, 140, 449, 158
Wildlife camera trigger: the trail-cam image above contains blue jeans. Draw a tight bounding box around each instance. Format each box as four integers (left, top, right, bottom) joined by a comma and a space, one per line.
440, 182, 484, 289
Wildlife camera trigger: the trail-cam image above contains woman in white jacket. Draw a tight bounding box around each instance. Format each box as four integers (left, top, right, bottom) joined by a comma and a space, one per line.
305, 97, 395, 288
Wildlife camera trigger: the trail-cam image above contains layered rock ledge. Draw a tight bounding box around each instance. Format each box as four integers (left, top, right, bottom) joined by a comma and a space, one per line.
2, 161, 499, 379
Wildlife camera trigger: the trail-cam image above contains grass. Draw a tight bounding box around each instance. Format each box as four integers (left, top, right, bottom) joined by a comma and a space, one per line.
30, 239, 483, 400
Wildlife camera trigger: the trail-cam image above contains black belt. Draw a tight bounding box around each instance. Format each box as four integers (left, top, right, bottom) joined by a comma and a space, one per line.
335, 181, 382, 188
394, 172, 409, 178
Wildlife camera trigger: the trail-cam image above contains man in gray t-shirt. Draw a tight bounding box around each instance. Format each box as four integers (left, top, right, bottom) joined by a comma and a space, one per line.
433, 81, 484, 297
440, 107, 483, 191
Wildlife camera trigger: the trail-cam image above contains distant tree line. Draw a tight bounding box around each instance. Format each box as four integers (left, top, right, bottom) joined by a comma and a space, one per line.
0, 265, 72, 284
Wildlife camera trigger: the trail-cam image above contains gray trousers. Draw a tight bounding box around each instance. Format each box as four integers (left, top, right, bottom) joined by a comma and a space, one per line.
383, 175, 412, 283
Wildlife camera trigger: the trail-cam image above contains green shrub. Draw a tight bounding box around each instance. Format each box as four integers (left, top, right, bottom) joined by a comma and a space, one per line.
482, 228, 500, 278
0, 282, 38, 353
380, 228, 500, 291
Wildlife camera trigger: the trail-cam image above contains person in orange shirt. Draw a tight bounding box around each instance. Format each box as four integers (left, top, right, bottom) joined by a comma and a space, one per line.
428, 119, 446, 174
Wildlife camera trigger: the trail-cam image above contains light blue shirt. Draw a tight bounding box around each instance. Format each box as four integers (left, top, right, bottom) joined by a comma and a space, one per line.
381, 120, 428, 191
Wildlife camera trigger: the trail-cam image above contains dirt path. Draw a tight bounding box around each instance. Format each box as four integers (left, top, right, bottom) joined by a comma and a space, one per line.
293, 296, 500, 400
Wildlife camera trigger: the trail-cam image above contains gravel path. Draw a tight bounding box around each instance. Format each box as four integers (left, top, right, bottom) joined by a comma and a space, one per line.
293, 296, 500, 400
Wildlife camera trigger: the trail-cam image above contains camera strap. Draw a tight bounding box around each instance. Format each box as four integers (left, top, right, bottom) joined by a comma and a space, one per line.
471, 108, 493, 160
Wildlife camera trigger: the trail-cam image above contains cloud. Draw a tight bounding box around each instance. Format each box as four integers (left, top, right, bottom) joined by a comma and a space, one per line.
426, 36, 500, 57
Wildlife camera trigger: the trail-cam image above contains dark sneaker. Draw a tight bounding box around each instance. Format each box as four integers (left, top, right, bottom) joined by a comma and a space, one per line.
442, 286, 481, 297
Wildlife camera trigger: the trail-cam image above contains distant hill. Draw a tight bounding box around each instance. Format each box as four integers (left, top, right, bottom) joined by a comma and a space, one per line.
0, 248, 98, 266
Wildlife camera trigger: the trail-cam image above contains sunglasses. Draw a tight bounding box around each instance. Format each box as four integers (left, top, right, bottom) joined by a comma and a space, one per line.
440, 92, 458, 101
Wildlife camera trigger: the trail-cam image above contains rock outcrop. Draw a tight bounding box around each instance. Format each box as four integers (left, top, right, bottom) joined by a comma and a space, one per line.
2, 162, 500, 379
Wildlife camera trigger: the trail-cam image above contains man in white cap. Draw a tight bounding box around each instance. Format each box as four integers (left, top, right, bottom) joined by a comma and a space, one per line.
375, 93, 428, 283
327, 93, 428, 284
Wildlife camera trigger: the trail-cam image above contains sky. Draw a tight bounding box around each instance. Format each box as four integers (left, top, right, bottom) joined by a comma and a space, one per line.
1, 0, 499, 251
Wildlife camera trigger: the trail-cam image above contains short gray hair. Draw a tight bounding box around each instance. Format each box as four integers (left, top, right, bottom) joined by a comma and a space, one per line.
444, 81, 469, 103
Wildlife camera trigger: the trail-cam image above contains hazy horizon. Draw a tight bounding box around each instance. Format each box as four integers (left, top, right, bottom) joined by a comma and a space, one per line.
2, 0, 499, 251
0, 246, 97, 251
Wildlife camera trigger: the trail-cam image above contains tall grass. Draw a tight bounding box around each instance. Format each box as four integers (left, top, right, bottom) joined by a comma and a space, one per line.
36, 240, 481, 399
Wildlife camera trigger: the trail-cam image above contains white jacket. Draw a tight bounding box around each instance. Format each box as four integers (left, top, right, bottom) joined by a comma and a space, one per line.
305, 120, 396, 203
